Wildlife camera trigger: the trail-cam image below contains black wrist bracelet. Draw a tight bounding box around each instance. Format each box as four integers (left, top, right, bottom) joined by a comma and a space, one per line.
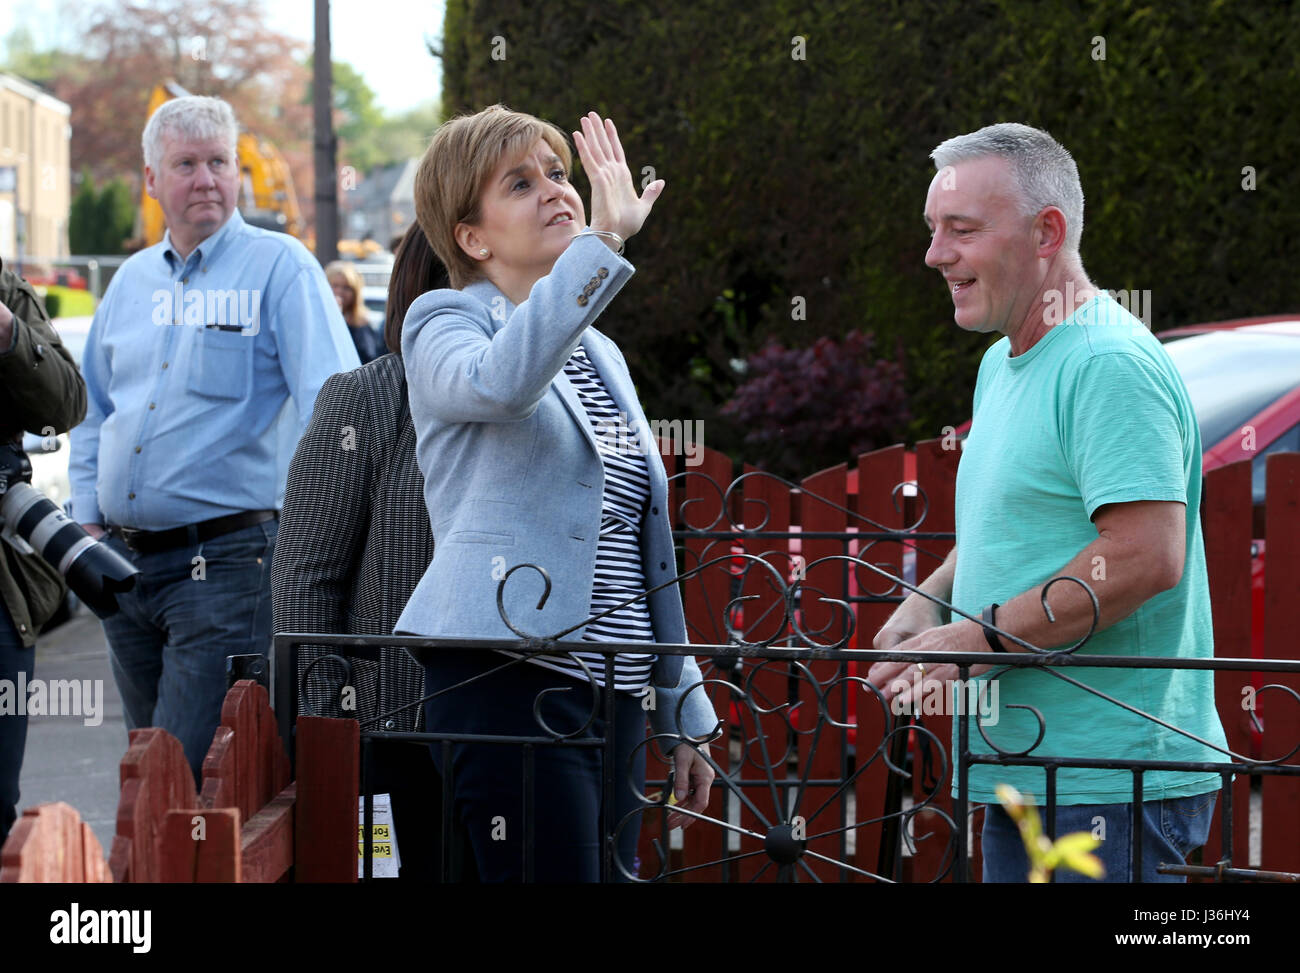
981, 603, 1007, 652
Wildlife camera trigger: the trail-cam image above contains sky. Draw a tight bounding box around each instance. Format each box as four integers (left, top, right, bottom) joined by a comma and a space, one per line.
1, 0, 445, 115
267, 0, 445, 114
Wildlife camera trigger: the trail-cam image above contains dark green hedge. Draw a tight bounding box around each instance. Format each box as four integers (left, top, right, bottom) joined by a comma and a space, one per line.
441, 0, 1300, 467
69, 171, 136, 256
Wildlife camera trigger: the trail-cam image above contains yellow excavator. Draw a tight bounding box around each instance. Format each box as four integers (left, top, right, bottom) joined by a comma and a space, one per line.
139, 81, 308, 247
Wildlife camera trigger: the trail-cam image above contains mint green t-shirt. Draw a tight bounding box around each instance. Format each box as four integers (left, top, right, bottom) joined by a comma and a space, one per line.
952, 294, 1229, 805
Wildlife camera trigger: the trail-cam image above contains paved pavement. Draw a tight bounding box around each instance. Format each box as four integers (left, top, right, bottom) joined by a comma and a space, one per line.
17, 608, 125, 853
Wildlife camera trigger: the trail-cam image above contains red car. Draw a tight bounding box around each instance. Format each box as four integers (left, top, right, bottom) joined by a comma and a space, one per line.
24, 268, 89, 290
1159, 318, 1300, 491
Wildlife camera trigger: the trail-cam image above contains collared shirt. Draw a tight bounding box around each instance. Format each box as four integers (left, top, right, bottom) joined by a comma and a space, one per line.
69, 211, 361, 529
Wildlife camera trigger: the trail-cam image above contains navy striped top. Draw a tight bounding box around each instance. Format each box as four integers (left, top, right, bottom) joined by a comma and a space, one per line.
520, 344, 656, 691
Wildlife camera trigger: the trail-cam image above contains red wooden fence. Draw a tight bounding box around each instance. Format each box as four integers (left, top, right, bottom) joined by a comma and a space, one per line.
2, 681, 359, 883
4, 447, 1295, 884
0, 802, 110, 882
907, 438, 958, 883
1260, 453, 1300, 874
1203, 460, 1253, 872
652, 443, 1298, 882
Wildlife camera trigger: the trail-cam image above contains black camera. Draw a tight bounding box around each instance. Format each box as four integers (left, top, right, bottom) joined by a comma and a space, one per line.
0, 440, 139, 618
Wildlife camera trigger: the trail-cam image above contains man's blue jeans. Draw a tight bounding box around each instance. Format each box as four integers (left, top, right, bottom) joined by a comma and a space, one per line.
101, 519, 276, 782
981, 790, 1219, 882
0, 602, 32, 843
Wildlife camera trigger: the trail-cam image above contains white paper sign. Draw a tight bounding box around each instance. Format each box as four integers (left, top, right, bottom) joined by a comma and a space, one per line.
358, 793, 401, 878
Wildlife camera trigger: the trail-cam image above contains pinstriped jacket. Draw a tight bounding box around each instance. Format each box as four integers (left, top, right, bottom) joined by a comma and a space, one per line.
271, 352, 427, 732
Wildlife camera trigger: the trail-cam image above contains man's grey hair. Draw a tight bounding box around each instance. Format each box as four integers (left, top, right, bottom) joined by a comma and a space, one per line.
142, 96, 239, 171
931, 122, 1085, 254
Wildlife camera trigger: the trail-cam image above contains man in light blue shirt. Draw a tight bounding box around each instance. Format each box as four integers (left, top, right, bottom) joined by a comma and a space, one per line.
69, 96, 360, 779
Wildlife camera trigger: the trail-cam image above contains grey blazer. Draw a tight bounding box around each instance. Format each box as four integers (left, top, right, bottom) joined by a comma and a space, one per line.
396, 234, 716, 741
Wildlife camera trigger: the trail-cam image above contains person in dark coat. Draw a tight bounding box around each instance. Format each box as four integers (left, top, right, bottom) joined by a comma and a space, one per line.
272, 228, 470, 880
0, 258, 87, 842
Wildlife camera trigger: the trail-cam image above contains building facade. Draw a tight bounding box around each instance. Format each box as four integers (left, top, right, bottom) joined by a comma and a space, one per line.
0, 72, 71, 262
341, 158, 417, 250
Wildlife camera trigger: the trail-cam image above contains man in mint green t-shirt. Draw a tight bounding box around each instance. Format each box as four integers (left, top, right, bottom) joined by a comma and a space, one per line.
869, 123, 1228, 883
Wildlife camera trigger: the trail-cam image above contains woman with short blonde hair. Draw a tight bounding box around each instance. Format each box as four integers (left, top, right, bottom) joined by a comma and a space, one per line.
398, 105, 719, 882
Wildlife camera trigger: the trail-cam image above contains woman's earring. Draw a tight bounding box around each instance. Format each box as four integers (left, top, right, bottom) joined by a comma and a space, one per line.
479, 248, 488, 257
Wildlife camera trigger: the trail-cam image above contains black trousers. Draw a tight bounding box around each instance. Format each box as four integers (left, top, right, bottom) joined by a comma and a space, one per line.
423, 651, 647, 883
0, 603, 31, 844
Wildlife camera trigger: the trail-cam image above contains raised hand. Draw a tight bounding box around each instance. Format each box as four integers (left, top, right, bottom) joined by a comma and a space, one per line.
572, 112, 664, 243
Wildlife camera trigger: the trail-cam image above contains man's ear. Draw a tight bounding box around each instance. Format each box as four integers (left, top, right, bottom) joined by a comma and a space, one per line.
1035, 206, 1068, 258
454, 222, 487, 262
144, 165, 158, 201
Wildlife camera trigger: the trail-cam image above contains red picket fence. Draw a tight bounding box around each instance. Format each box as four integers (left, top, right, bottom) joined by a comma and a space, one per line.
1, 681, 360, 883
5, 449, 1294, 884
1203, 452, 1300, 876
640, 441, 1300, 882
0, 802, 110, 882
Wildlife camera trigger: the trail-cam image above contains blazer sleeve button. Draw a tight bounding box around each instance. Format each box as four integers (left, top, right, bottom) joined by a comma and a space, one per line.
577, 294, 589, 306
598, 268, 609, 278
660, 561, 667, 570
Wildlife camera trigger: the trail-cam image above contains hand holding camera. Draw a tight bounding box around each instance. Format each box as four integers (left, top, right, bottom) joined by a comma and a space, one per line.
0, 441, 138, 618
